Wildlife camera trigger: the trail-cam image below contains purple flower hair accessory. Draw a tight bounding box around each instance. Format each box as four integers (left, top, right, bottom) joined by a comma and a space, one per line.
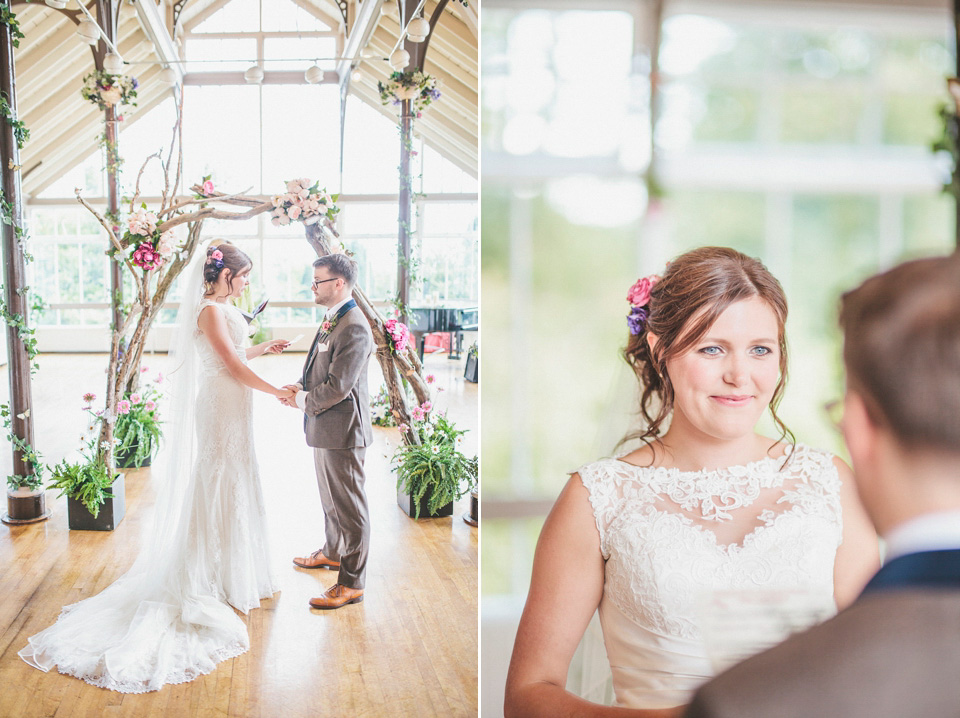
627, 306, 649, 336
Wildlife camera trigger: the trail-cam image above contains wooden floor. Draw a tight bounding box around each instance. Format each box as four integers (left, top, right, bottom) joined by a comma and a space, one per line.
0, 350, 478, 717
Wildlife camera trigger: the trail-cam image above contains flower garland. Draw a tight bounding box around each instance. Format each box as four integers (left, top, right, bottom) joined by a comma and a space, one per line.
123, 205, 180, 271
378, 71, 441, 118
81, 70, 138, 111
270, 178, 340, 227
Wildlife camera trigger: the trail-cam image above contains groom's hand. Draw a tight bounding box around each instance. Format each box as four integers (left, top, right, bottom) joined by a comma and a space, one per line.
278, 384, 301, 408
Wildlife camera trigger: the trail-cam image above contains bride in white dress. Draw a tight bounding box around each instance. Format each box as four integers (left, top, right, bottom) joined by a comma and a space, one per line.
18, 241, 294, 693
504, 246, 881, 717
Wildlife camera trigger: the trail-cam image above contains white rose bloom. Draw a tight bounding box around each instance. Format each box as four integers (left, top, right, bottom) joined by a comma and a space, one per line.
101, 87, 124, 105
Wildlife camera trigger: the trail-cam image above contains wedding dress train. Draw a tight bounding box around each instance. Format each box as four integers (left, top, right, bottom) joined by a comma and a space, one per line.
19, 296, 278, 693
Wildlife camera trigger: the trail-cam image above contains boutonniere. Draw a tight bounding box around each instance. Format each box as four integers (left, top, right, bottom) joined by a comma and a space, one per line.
321, 316, 339, 334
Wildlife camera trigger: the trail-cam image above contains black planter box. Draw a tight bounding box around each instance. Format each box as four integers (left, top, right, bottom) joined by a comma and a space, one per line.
464, 354, 478, 383
67, 474, 126, 531
116, 443, 153, 468
397, 484, 453, 519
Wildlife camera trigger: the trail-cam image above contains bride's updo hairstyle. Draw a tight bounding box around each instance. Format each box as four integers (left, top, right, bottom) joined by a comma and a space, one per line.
623, 246, 793, 454
203, 241, 252, 296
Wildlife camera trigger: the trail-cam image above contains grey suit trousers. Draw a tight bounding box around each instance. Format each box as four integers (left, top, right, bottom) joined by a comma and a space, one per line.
313, 446, 370, 589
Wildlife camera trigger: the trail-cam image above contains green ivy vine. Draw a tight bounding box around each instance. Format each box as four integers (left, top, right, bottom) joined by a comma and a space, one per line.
0, 1, 26, 49
0, 92, 28, 150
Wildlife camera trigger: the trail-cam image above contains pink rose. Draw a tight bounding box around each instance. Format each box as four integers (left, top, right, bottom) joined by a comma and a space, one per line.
286, 180, 301, 193
322, 321, 332, 332
145, 400, 156, 411
299, 177, 312, 188
288, 205, 302, 220
202, 180, 215, 196
211, 249, 223, 261
298, 189, 310, 200
117, 399, 131, 414
130, 393, 141, 404
626, 275, 660, 307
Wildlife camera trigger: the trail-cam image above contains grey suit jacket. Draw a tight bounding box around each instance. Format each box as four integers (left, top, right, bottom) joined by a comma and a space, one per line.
300, 306, 374, 450
684, 590, 960, 718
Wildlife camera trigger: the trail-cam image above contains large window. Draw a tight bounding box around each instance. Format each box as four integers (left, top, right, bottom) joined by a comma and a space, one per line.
29, 0, 477, 338
480, 0, 955, 603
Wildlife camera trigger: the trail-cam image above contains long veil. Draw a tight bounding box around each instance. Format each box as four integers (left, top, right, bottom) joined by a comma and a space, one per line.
18, 246, 251, 693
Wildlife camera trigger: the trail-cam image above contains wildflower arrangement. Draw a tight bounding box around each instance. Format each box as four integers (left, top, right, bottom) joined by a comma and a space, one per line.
370, 386, 397, 427
392, 402, 477, 519
378, 70, 441, 118
81, 369, 164, 469
384, 318, 412, 354
123, 205, 180, 271
81, 70, 138, 111
270, 178, 340, 227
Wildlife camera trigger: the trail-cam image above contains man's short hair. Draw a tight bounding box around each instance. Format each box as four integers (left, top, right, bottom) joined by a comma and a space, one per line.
840, 253, 960, 451
314, 254, 358, 287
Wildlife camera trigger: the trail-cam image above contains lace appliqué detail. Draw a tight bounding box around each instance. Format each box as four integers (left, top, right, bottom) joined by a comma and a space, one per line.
578, 445, 842, 641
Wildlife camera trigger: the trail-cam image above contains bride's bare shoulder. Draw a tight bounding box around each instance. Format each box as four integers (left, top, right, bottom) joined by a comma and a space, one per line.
613, 443, 659, 468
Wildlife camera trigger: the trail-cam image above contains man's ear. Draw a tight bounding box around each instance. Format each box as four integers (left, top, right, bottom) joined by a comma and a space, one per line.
843, 390, 877, 473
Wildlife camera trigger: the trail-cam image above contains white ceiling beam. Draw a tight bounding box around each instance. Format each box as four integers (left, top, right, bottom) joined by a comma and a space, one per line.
452, 0, 477, 39
132, 0, 182, 83
337, 0, 384, 84
182, 0, 232, 33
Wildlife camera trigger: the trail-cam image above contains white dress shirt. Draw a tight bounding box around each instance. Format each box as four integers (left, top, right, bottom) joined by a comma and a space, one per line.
295, 296, 352, 412
882, 510, 960, 562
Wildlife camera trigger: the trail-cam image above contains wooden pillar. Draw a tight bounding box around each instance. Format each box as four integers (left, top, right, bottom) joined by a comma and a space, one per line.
0, 16, 36, 485
955, 0, 960, 249
104, 104, 124, 332
96, 0, 125, 337
397, 101, 413, 322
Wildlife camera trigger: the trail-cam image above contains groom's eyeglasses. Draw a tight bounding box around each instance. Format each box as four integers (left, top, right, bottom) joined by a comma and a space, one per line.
823, 399, 844, 433
311, 278, 339, 288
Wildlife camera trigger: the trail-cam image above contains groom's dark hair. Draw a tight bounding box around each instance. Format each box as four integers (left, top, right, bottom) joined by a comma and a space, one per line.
840, 253, 960, 451
314, 254, 358, 287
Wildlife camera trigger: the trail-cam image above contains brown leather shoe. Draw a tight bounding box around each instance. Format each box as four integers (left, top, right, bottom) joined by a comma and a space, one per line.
293, 549, 340, 570
309, 584, 364, 610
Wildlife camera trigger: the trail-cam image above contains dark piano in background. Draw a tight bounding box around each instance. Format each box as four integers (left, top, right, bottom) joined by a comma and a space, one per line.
408, 306, 479, 360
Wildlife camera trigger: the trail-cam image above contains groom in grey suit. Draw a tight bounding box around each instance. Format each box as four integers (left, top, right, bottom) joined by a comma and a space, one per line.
684, 253, 960, 718
283, 254, 374, 610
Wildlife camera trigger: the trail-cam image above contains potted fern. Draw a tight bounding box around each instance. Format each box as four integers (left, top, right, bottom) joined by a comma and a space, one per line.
393, 404, 478, 519
114, 382, 163, 469
48, 436, 124, 531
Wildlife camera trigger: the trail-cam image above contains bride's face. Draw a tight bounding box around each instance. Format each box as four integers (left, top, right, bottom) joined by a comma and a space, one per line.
226, 268, 251, 298
664, 296, 781, 442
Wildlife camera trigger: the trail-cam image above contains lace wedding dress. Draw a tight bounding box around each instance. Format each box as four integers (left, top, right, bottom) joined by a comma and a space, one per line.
578, 443, 842, 709
18, 296, 278, 693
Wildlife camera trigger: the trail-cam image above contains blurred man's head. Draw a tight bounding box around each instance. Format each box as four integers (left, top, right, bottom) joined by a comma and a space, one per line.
839, 253, 960, 532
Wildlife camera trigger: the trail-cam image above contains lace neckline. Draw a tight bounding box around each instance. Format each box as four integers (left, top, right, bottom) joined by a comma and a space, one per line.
613, 443, 796, 478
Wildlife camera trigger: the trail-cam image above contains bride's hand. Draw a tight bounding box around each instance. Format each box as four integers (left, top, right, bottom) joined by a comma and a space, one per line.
263, 339, 290, 354
275, 386, 296, 400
